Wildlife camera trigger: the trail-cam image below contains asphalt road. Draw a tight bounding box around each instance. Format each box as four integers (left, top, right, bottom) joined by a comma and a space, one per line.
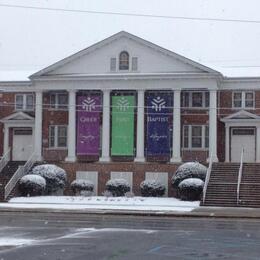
0, 212, 259, 259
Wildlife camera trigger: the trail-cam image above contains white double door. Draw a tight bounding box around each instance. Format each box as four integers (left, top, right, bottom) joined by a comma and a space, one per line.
13, 128, 34, 161
231, 128, 255, 162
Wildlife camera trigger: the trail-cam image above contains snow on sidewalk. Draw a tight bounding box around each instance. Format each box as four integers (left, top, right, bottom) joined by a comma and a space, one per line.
0, 196, 200, 212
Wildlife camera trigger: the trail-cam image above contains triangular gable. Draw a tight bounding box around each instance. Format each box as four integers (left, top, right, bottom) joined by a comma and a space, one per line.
30, 31, 221, 78
1, 112, 35, 122
221, 110, 260, 122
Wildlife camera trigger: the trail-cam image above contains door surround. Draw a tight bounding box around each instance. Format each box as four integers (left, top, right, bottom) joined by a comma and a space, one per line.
221, 110, 260, 162
0, 112, 35, 157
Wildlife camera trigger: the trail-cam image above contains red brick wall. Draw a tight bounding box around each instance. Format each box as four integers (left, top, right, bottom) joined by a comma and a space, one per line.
42, 93, 68, 161
57, 162, 181, 197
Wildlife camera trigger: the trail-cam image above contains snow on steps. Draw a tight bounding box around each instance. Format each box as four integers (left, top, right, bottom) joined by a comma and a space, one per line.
202, 163, 260, 208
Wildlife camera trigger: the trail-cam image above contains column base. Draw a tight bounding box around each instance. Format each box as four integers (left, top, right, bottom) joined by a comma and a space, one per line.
99, 157, 111, 162
170, 156, 182, 163
65, 156, 77, 162
134, 157, 145, 163
207, 156, 219, 163
35, 155, 43, 162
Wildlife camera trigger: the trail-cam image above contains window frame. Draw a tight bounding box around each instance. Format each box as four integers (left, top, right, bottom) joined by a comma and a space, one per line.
181, 91, 209, 108
119, 51, 130, 71
49, 93, 68, 110
182, 125, 209, 150
15, 94, 34, 111
49, 125, 68, 149
232, 91, 255, 109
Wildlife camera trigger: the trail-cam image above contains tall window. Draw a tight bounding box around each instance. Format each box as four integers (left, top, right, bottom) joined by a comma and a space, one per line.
50, 93, 68, 110
15, 94, 34, 111
233, 91, 254, 109
119, 51, 129, 70
49, 125, 67, 148
183, 125, 209, 149
181, 92, 209, 108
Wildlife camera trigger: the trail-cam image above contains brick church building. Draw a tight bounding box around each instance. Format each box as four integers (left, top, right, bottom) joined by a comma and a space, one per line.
0, 31, 260, 197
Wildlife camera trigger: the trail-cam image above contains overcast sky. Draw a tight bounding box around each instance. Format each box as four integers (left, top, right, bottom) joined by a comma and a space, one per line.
1, 0, 260, 77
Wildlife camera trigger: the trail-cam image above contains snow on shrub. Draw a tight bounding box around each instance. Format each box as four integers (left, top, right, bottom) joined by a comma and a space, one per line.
178, 178, 204, 201
140, 180, 166, 197
19, 174, 46, 197
171, 162, 207, 188
32, 164, 67, 195
105, 179, 130, 197
71, 179, 94, 196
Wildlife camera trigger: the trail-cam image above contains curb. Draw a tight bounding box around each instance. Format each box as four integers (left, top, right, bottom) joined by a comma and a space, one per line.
1, 206, 260, 219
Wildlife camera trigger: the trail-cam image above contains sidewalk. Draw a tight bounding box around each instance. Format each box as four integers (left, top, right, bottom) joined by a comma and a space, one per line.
0, 196, 260, 218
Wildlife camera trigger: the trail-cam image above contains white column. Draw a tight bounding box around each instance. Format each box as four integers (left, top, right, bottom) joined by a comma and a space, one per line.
171, 89, 182, 163
209, 90, 218, 162
3, 126, 9, 155
256, 127, 260, 162
100, 89, 111, 162
34, 90, 43, 161
135, 89, 145, 162
225, 126, 230, 162
65, 90, 76, 162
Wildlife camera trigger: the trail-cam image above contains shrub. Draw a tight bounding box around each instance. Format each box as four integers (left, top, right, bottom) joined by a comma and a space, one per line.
171, 162, 207, 188
140, 180, 166, 197
71, 179, 94, 196
19, 174, 46, 197
105, 179, 130, 197
178, 178, 204, 201
32, 164, 67, 195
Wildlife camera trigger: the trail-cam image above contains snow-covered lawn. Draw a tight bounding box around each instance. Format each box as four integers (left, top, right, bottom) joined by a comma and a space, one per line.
1, 196, 200, 212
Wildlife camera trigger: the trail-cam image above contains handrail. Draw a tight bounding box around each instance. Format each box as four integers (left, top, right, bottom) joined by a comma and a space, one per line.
4, 152, 37, 200
237, 148, 244, 205
0, 148, 11, 173
202, 151, 213, 204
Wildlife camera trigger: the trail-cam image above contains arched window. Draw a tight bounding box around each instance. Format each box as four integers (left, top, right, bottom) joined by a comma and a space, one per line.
119, 51, 129, 70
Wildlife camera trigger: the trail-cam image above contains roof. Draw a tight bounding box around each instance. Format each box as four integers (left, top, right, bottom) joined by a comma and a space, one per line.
30, 31, 221, 78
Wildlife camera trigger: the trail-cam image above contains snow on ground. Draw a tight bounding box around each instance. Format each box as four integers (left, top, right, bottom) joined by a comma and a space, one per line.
1, 196, 200, 212
0, 238, 34, 246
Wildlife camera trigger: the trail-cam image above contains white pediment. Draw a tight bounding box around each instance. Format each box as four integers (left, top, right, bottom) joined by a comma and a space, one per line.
221, 110, 260, 122
31, 31, 220, 78
0, 111, 35, 123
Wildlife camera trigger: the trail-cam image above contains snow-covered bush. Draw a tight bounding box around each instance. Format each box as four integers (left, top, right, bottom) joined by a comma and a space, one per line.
178, 178, 204, 201
70, 179, 94, 196
140, 180, 166, 197
19, 174, 46, 197
32, 164, 67, 195
105, 179, 130, 197
171, 162, 207, 188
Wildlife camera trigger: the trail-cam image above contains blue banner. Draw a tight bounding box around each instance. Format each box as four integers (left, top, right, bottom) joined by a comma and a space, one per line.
146, 92, 172, 156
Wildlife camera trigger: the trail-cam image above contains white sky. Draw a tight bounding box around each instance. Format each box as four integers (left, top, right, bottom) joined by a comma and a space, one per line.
1, 0, 260, 77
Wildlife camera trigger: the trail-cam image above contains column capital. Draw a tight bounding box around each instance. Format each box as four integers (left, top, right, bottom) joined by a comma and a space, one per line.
67, 89, 77, 94
35, 89, 43, 94
102, 89, 111, 93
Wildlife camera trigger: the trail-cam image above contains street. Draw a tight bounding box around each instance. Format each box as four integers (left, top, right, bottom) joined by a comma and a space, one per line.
0, 212, 259, 259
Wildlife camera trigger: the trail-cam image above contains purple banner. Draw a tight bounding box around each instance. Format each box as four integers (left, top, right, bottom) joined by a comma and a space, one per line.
146, 92, 172, 156
77, 95, 101, 155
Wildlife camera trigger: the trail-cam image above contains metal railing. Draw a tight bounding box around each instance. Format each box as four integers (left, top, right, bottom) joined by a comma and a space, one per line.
202, 152, 213, 204
4, 152, 37, 200
237, 148, 244, 205
0, 148, 11, 173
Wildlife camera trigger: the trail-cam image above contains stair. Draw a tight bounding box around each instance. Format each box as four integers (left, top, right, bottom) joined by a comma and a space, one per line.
202, 163, 240, 207
238, 163, 260, 207
0, 161, 26, 201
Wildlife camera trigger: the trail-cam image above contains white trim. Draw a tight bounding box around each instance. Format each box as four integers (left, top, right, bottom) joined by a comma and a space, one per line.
182, 125, 209, 150
15, 93, 34, 111
49, 125, 68, 149
232, 91, 255, 109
